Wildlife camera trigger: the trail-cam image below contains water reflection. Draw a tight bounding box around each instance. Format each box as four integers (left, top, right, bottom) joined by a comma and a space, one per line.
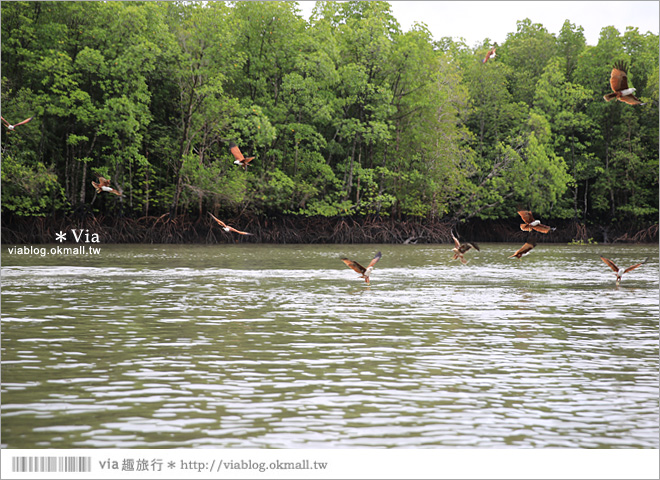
1, 243, 658, 448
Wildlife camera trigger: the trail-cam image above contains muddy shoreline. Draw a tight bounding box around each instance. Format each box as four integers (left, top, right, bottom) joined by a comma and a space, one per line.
2, 214, 657, 245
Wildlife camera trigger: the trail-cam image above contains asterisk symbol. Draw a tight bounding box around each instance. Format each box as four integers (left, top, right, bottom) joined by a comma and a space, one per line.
167, 461, 176, 469
55, 231, 67, 242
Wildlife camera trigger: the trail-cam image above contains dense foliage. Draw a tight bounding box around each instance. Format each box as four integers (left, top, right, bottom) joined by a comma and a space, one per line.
2, 1, 658, 230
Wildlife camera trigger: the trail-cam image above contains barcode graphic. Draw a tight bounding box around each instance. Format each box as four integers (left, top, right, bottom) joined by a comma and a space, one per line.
12, 456, 92, 473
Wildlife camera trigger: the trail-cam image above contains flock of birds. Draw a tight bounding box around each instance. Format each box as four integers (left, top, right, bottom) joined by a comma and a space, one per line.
338, 209, 648, 286
3, 61, 649, 286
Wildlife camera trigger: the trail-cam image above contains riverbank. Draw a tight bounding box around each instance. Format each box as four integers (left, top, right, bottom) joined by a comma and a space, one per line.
1, 214, 657, 245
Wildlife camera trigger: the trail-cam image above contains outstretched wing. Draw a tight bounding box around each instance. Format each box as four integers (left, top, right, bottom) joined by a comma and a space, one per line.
610, 61, 629, 92
532, 223, 554, 234
367, 251, 382, 269
208, 212, 228, 229
342, 258, 366, 274
600, 256, 619, 273
624, 257, 648, 274
228, 225, 253, 236
228, 141, 245, 161
13, 117, 33, 127
97, 176, 111, 187
517, 210, 535, 224
242, 156, 256, 165
510, 242, 535, 258
452, 233, 461, 249
466, 242, 480, 252
619, 94, 644, 105
1, 116, 10, 127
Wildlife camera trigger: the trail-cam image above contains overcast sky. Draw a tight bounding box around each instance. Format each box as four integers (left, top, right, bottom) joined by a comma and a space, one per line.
296, 1, 659, 47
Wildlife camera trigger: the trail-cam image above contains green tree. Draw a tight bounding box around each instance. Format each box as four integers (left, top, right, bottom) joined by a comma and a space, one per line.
500, 18, 558, 107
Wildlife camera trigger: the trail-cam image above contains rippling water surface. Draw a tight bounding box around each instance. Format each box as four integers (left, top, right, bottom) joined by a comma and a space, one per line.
2, 243, 658, 448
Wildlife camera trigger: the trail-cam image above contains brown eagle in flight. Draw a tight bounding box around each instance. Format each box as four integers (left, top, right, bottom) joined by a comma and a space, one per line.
509, 242, 536, 259
451, 232, 480, 265
209, 212, 253, 235
517, 210, 555, 234
92, 176, 122, 196
603, 61, 645, 105
482, 44, 497, 64
1, 115, 33, 130
229, 141, 255, 170
341, 251, 382, 285
600, 256, 648, 286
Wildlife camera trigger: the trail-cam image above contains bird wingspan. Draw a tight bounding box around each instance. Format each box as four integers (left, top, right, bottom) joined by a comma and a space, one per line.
600, 256, 619, 273
14, 117, 33, 127
522, 242, 536, 252
610, 63, 629, 92
619, 94, 644, 105
532, 224, 553, 234
452, 233, 461, 249
510, 242, 535, 258
517, 210, 535, 224
367, 252, 382, 269
229, 143, 244, 161
229, 226, 252, 235
342, 258, 366, 274
624, 257, 648, 274
459, 242, 478, 253
93, 176, 111, 187
1, 116, 10, 127
208, 212, 228, 228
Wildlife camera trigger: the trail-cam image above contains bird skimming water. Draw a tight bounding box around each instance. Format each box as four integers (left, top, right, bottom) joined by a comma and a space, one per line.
600, 256, 648, 286
451, 232, 480, 265
341, 252, 382, 285
509, 242, 536, 259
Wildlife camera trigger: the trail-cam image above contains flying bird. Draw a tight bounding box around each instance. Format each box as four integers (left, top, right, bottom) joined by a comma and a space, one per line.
341, 251, 382, 285
482, 44, 497, 64
228, 141, 255, 170
451, 232, 480, 265
1, 115, 33, 130
600, 256, 648, 286
92, 176, 122, 196
603, 61, 645, 105
209, 212, 253, 235
509, 242, 536, 259
517, 210, 555, 234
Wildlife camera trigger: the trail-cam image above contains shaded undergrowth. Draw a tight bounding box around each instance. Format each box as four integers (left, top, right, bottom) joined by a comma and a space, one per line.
2, 214, 657, 245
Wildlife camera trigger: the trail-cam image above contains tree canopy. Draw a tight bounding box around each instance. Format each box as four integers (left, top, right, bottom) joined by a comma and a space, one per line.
2, 1, 657, 231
